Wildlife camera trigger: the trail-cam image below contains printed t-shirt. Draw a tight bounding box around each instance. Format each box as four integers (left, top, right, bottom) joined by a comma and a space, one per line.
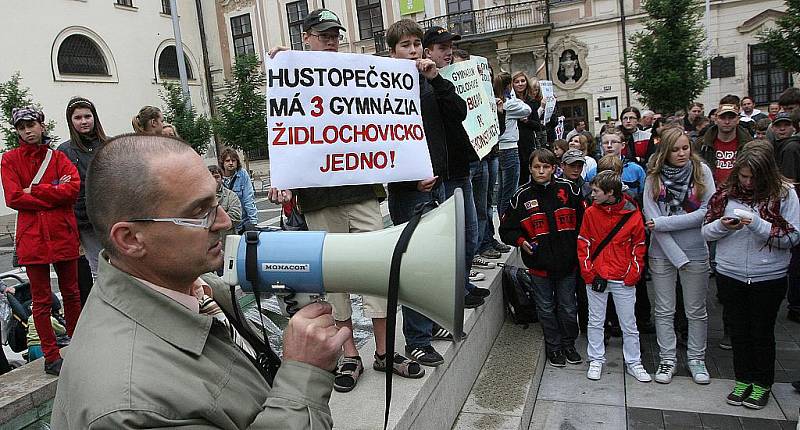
714, 137, 738, 185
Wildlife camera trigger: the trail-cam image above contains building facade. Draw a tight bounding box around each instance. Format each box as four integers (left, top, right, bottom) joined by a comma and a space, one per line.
210, 0, 795, 135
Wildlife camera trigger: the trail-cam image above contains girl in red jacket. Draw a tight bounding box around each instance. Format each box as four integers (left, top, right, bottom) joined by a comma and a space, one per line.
2, 107, 82, 375
577, 170, 650, 383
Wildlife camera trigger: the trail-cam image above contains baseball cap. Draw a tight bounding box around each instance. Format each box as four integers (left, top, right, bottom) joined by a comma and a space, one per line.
302, 9, 346, 33
773, 112, 792, 125
422, 26, 461, 47
716, 104, 739, 117
562, 149, 586, 165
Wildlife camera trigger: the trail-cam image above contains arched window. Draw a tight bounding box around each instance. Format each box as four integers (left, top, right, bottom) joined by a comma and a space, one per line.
57, 34, 109, 75
158, 46, 194, 80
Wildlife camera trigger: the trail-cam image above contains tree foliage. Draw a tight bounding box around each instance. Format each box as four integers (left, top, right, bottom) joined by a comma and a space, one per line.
212, 54, 267, 162
627, 0, 708, 114
0, 72, 58, 150
758, 0, 800, 75
159, 82, 213, 155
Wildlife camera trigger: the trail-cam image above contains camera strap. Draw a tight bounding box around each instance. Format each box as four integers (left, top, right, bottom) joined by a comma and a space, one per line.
244, 231, 282, 385
590, 212, 633, 261
384, 209, 424, 430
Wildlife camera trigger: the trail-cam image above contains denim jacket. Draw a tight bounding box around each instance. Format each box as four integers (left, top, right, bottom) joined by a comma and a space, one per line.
224, 169, 259, 229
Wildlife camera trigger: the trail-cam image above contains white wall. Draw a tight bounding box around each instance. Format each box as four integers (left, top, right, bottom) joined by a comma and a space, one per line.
0, 0, 212, 216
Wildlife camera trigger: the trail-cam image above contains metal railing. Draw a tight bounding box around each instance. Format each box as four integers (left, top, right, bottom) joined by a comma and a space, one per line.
374, 1, 548, 55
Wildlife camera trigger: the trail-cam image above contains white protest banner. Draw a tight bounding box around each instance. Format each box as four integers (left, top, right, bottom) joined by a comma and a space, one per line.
266, 51, 433, 189
540, 80, 557, 124
440, 57, 500, 159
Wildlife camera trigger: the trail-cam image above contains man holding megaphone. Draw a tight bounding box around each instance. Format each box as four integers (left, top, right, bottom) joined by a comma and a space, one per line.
51, 135, 348, 429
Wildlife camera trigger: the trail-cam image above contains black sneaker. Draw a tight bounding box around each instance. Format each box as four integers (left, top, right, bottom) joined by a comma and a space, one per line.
470, 286, 490, 298
404, 345, 444, 367
742, 384, 771, 409
44, 358, 64, 376
564, 347, 583, 364
494, 242, 512, 253
548, 350, 566, 368
726, 381, 752, 406
464, 293, 485, 309
432, 326, 453, 341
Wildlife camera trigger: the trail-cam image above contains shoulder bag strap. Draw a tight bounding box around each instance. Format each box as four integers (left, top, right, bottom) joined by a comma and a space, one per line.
30, 149, 53, 186
590, 212, 634, 261
225, 172, 238, 191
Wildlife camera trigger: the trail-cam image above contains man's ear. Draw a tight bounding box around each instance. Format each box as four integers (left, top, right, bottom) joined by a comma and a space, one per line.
109, 222, 147, 258
423, 47, 431, 58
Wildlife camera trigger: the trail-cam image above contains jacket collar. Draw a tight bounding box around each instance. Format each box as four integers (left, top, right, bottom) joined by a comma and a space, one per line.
94, 254, 213, 356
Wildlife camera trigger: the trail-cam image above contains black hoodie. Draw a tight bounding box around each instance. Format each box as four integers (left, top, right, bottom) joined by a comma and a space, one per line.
775, 134, 800, 186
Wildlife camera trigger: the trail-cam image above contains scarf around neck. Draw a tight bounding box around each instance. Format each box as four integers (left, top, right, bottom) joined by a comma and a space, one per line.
705, 185, 796, 248
660, 160, 693, 215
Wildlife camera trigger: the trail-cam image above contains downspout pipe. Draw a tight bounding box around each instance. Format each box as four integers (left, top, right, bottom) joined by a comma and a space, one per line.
544, 0, 552, 81
195, 0, 220, 159
619, 0, 631, 107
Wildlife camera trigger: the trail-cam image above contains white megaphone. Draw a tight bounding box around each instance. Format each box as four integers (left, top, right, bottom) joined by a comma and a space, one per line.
222, 189, 466, 341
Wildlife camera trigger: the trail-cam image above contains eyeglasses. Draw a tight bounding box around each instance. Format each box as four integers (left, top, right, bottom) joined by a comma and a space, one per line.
308, 32, 344, 43
128, 204, 221, 229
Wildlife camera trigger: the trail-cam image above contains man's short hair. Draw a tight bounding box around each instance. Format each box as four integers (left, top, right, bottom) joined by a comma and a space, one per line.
591, 170, 623, 197
386, 19, 423, 51
529, 148, 558, 166
452, 49, 470, 60
779, 87, 800, 108
741, 95, 754, 104
87, 134, 196, 257
597, 154, 623, 175
755, 117, 772, 132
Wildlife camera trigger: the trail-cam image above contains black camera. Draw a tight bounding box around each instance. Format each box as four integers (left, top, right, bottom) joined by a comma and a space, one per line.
591, 276, 608, 293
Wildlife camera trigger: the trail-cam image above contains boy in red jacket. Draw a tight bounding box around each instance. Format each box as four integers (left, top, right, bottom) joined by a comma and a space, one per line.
577, 170, 650, 382
1, 107, 82, 375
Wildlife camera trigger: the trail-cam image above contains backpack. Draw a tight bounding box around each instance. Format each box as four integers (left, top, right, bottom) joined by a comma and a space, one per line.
499, 263, 538, 326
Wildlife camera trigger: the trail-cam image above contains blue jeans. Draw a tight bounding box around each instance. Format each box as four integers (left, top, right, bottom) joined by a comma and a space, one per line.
388, 188, 438, 348
498, 148, 520, 219
470, 160, 489, 253
436, 177, 478, 293
530, 270, 579, 354
479, 155, 501, 253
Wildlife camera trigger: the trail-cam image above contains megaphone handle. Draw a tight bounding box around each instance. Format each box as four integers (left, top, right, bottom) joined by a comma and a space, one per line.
279, 293, 323, 317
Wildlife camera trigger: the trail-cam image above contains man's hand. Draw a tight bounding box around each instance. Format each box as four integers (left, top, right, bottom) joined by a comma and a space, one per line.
268, 188, 292, 204
4, 286, 15, 295
645, 219, 656, 230
22, 187, 31, 194
496, 98, 504, 113
521, 240, 535, 255
282, 302, 350, 372
268, 46, 289, 59
416, 176, 438, 192
416, 59, 439, 80
58, 175, 72, 185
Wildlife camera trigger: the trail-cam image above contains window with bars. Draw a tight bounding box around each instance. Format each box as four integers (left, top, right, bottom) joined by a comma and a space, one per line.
230, 14, 256, 56
357, 0, 383, 40
116, 0, 133, 7
57, 35, 109, 76
286, 1, 308, 51
161, 0, 171, 15
749, 44, 790, 105
158, 46, 194, 80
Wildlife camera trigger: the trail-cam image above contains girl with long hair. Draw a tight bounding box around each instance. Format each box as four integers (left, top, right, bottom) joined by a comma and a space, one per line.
643, 127, 715, 385
618, 106, 652, 167
57, 97, 108, 278
512, 71, 544, 185
494, 72, 531, 217
703, 141, 800, 409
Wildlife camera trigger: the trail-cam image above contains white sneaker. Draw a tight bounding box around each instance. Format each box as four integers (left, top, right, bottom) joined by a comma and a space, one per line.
587, 361, 603, 380
687, 360, 710, 385
472, 255, 496, 269
469, 271, 486, 281
654, 360, 676, 384
627, 363, 652, 383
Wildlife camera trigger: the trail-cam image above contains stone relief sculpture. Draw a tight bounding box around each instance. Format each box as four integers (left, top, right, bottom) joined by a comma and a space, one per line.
550, 36, 589, 90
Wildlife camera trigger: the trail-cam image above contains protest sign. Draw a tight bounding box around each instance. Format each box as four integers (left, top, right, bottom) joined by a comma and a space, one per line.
540, 80, 557, 124
266, 51, 433, 189
440, 57, 500, 159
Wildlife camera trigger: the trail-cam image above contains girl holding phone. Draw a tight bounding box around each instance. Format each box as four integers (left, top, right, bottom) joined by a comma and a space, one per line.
703, 142, 800, 409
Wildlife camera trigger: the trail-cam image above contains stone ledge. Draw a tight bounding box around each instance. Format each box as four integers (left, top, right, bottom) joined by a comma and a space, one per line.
0, 356, 56, 426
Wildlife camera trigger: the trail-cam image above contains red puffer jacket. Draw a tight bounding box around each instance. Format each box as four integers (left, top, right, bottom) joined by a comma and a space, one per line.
577, 195, 646, 286
1, 141, 80, 265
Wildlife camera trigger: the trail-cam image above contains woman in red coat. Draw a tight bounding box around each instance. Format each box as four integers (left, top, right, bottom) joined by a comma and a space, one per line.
2, 107, 82, 375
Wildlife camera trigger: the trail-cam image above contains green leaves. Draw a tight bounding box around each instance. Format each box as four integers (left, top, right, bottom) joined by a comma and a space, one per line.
627, 0, 709, 114
0, 72, 58, 150
212, 54, 268, 159
757, 0, 800, 75
159, 82, 212, 155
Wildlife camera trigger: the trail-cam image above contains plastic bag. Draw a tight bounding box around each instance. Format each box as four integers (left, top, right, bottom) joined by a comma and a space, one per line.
0, 293, 11, 344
